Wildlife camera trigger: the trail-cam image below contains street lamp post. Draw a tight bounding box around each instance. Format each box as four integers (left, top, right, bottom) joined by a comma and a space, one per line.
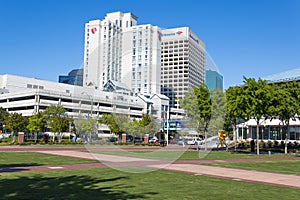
81, 91, 94, 143
166, 105, 169, 146
81, 92, 93, 118
162, 105, 169, 146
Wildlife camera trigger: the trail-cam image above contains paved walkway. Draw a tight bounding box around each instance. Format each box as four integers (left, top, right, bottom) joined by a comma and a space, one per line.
36, 150, 300, 189
1, 148, 300, 189
150, 164, 300, 189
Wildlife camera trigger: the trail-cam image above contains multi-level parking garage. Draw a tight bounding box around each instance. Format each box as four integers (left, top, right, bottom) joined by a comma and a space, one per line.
0, 74, 169, 121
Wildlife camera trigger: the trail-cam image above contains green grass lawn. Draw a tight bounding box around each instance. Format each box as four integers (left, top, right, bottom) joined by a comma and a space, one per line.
0, 152, 98, 168
87, 149, 296, 160
207, 160, 300, 175
0, 168, 299, 200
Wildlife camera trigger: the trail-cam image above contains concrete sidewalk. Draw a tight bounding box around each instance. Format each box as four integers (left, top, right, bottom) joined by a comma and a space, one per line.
149, 163, 300, 189
36, 150, 300, 189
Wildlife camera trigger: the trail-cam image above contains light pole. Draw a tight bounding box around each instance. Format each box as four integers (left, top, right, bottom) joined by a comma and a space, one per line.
166, 105, 169, 146
162, 105, 169, 146
81, 91, 93, 118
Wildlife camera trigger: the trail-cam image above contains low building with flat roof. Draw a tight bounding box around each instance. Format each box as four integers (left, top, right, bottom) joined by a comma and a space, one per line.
0, 74, 169, 122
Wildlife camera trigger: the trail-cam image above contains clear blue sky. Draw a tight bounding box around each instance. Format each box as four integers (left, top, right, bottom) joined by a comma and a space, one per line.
0, 0, 299, 89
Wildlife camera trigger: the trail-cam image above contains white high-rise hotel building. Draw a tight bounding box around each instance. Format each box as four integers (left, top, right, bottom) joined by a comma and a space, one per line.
83, 12, 161, 94
84, 11, 205, 109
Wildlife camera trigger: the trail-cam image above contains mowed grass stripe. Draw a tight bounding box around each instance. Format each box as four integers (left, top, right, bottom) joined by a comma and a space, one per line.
0, 152, 98, 168
207, 160, 300, 175
0, 168, 299, 200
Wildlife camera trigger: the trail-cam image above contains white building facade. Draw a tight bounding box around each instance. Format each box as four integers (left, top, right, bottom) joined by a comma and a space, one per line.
83, 12, 206, 121
83, 12, 161, 95
160, 27, 206, 109
0, 74, 169, 122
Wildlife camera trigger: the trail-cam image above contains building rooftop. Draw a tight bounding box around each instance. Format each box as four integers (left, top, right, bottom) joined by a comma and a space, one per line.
263, 68, 300, 83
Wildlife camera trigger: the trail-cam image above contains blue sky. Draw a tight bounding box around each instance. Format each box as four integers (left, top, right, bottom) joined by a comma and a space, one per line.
0, 0, 299, 89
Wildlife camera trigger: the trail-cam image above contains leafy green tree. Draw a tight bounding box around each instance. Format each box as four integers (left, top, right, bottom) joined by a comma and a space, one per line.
5, 113, 28, 142
180, 84, 211, 150
209, 89, 227, 136
243, 77, 273, 155
99, 113, 159, 141
27, 113, 47, 142
99, 113, 128, 136
0, 107, 9, 132
75, 118, 97, 142
270, 81, 300, 154
0, 107, 9, 123
138, 114, 160, 136
50, 117, 71, 142
123, 118, 141, 139
43, 105, 66, 120
42, 105, 70, 142
225, 85, 247, 149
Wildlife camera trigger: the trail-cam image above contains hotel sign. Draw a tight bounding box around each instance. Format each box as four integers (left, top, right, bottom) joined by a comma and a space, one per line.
160, 31, 183, 37
189, 34, 199, 44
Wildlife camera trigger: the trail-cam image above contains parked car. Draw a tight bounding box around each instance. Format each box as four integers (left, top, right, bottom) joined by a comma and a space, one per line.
0, 133, 10, 139
177, 139, 187, 145
149, 137, 158, 144
178, 138, 202, 145
194, 138, 203, 145
134, 137, 143, 143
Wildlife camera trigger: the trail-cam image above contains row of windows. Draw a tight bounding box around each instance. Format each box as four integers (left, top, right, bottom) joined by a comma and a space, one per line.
161, 62, 189, 66
161, 58, 188, 62
161, 48, 189, 54
161, 75, 190, 80
162, 40, 188, 45
162, 44, 188, 49
161, 53, 187, 57
27, 84, 44, 90
162, 65, 188, 70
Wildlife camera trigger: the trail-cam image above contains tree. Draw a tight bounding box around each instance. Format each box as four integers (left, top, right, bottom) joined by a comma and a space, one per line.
43, 105, 66, 120
75, 118, 97, 142
209, 89, 227, 137
42, 105, 70, 142
50, 117, 71, 142
5, 112, 28, 142
270, 81, 300, 154
0, 107, 9, 132
137, 114, 160, 136
27, 113, 47, 142
122, 114, 160, 141
225, 86, 247, 150
123, 118, 141, 140
180, 84, 212, 150
243, 77, 272, 155
99, 113, 159, 142
99, 113, 128, 136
